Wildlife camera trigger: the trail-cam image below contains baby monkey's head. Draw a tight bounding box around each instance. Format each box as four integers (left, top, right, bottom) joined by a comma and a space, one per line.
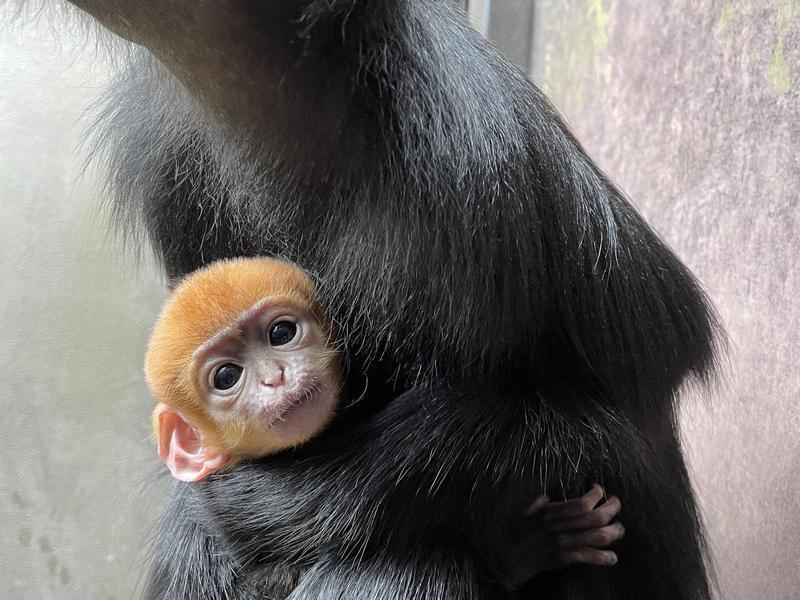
145, 257, 341, 482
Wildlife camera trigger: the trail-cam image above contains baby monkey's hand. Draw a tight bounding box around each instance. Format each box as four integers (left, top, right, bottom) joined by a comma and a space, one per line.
500, 484, 624, 590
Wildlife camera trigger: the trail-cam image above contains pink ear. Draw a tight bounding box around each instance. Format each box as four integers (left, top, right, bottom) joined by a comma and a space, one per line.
155, 407, 229, 482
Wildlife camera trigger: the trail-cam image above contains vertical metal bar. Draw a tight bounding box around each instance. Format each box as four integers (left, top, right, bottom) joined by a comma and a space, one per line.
467, 0, 490, 36
529, 0, 546, 83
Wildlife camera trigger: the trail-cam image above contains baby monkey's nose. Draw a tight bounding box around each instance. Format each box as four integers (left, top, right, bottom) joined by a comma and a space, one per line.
260, 362, 285, 387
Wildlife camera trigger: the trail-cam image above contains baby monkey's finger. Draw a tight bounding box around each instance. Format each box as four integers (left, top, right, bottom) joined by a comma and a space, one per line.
544, 484, 606, 520
524, 495, 551, 516
552, 496, 622, 532
558, 522, 625, 549
559, 548, 619, 568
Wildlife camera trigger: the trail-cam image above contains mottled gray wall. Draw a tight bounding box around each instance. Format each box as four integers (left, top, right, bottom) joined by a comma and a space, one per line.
0, 21, 166, 599
531, 1, 800, 599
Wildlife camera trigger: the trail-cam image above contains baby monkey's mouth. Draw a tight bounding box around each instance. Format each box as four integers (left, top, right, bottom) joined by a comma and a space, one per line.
260, 379, 323, 431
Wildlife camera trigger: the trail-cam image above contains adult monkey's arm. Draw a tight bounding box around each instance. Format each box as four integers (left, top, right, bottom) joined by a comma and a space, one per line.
67, 0, 378, 186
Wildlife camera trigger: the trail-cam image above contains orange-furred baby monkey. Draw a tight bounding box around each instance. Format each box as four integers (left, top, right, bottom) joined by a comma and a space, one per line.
145, 257, 624, 578
145, 257, 341, 482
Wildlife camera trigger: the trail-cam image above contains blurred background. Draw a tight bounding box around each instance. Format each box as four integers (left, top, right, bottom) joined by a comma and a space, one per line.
1, 1, 798, 598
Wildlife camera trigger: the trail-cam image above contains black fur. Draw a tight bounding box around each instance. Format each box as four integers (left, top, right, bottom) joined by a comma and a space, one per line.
87, 1, 719, 598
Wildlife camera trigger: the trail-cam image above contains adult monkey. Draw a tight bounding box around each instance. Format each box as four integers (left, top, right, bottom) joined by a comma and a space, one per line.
63, 1, 718, 598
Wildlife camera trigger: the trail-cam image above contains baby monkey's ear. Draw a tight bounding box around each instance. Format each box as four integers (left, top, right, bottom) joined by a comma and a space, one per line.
154, 403, 229, 482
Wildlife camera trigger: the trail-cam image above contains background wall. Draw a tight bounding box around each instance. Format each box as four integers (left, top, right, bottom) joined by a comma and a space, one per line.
1, 2, 797, 599
527, 1, 799, 599
0, 19, 167, 599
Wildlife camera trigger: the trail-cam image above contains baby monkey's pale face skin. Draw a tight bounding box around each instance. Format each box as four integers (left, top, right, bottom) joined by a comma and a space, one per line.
194, 298, 338, 450
152, 293, 340, 483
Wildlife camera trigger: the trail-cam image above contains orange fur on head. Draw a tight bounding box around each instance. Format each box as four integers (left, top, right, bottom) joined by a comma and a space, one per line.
144, 257, 334, 452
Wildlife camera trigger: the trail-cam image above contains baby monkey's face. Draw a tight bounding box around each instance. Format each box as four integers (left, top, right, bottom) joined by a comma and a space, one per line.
193, 298, 339, 455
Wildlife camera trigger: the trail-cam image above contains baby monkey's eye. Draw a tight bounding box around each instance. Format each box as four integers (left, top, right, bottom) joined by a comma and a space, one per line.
214, 363, 243, 390
269, 320, 297, 346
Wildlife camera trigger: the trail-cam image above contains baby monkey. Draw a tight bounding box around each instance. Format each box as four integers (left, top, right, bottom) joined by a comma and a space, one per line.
145, 257, 341, 482
145, 257, 624, 581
